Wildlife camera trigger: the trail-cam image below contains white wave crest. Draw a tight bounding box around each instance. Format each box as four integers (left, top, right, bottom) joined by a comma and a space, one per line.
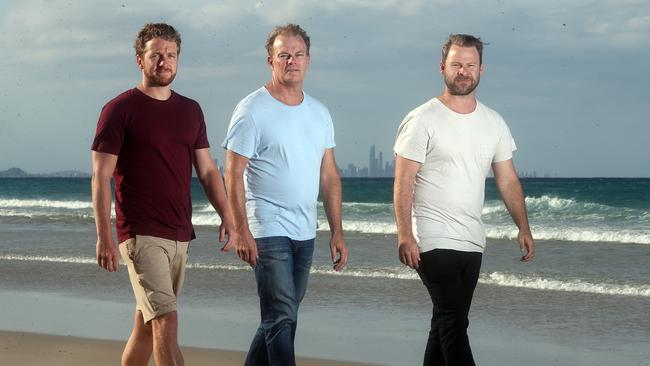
0, 198, 93, 210
194, 204, 215, 213
317, 220, 650, 244
191, 213, 223, 226
185, 262, 251, 271
481, 203, 507, 215
0, 254, 96, 264
317, 220, 396, 234
481, 271, 650, 297
2, 255, 647, 297
525, 195, 580, 210
483, 195, 632, 219
485, 226, 650, 244
311, 265, 419, 280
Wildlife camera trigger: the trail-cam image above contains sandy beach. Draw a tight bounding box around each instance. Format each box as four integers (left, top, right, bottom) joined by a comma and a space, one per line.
0, 330, 377, 366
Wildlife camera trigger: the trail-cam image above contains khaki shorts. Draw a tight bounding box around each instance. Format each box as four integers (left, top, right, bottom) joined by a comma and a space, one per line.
119, 235, 188, 323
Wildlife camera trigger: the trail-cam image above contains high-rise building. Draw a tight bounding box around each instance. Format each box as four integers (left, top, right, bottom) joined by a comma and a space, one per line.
369, 145, 377, 177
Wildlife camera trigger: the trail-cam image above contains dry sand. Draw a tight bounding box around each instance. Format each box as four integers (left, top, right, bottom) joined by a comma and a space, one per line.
0, 330, 379, 366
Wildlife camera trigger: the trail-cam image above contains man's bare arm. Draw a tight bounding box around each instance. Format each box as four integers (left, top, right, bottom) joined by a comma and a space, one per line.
492, 159, 535, 262
319, 148, 348, 271
193, 148, 238, 251
224, 150, 258, 267
91, 151, 119, 272
393, 155, 422, 269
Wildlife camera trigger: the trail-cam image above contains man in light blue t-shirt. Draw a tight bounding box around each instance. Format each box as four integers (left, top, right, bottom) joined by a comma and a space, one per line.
222, 24, 348, 366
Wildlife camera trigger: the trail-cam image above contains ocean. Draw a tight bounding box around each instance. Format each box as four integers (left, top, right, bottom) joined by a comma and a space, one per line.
1, 177, 649, 365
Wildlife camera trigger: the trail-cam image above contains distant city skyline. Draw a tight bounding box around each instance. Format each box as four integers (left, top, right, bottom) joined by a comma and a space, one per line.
0, 144, 573, 179
340, 145, 395, 178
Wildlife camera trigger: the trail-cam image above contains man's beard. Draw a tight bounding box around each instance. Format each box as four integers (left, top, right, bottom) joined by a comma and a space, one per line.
445, 73, 480, 96
144, 69, 176, 87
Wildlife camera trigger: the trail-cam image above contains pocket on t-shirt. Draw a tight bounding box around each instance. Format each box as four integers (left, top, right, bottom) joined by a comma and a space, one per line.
479, 144, 496, 164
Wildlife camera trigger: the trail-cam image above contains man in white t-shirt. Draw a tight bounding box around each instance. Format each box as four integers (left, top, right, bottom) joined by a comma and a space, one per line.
393, 34, 535, 365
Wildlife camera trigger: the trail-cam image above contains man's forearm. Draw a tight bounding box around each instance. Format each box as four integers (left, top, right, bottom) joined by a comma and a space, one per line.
199, 169, 230, 221
224, 174, 250, 232
498, 178, 531, 233
394, 174, 416, 239
321, 174, 343, 236
92, 175, 113, 241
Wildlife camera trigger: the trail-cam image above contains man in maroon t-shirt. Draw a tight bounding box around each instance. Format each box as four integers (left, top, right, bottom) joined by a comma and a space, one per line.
91, 23, 237, 366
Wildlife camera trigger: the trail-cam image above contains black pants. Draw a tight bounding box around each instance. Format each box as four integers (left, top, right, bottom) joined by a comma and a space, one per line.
417, 249, 482, 366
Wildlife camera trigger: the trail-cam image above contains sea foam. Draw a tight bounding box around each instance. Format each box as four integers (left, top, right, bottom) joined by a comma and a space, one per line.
0, 198, 93, 210
481, 271, 650, 297
2, 255, 647, 297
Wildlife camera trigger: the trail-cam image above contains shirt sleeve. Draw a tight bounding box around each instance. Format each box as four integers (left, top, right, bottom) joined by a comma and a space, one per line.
493, 118, 517, 163
221, 108, 258, 159
393, 114, 429, 163
91, 102, 125, 155
193, 102, 210, 150
324, 110, 336, 149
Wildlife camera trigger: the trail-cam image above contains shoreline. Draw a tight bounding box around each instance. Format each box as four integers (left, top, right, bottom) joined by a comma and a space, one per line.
0, 330, 379, 366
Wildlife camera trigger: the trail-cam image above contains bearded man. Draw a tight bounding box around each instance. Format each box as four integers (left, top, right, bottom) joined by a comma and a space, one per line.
393, 34, 535, 366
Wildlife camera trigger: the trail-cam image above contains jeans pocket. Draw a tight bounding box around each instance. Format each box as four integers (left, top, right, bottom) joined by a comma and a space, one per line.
258, 245, 290, 262
256, 237, 290, 259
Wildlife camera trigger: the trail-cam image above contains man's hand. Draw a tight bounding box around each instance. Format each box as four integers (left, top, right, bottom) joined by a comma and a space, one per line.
398, 236, 420, 269
96, 237, 120, 272
219, 220, 238, 252
330, 233, 348, 271
519, 230, 535, 262
235, 229, 258, 268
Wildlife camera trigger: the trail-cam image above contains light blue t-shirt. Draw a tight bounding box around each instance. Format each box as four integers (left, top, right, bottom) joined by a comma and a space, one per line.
222, 87, 336, 240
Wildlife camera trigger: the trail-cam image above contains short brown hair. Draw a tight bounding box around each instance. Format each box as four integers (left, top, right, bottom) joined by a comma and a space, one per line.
134, 23, 181, 56
265, 24, 311, 56
441, 34, 483, 64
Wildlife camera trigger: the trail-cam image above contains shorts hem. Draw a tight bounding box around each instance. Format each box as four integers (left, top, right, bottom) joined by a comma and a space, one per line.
141, 303, 178, 324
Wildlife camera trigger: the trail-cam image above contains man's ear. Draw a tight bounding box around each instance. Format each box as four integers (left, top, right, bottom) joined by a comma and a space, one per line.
136, 54, 144, 70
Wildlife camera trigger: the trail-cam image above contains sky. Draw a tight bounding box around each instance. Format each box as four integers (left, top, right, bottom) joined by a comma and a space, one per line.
1, 0, 648, 177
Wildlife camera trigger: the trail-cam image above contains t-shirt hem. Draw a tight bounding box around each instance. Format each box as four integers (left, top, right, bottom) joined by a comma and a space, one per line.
393, 149, 425, 164
251, 230, 316, 241
117, 229, 194, 244
222, 143, 253, 159
90, 146, 120, 156
492, 154, 513, 163
418, 237, 485, 254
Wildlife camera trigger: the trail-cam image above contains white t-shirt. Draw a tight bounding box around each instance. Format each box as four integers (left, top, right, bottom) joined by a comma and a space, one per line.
222, 87, 336, 240
393, 98, 516, 253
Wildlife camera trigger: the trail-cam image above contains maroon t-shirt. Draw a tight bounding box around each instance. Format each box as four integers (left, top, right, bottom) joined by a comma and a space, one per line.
91, 88, 209, 242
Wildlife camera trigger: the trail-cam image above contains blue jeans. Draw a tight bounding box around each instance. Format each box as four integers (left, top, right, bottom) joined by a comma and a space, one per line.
244, 236, 314, 366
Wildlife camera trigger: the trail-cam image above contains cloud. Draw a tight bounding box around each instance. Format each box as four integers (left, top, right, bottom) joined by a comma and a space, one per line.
170, 3, 257, 30
585, 14, 650, 46
498, 0, 650, 50
246, 0, 434, 24
0, 1, 136, 66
